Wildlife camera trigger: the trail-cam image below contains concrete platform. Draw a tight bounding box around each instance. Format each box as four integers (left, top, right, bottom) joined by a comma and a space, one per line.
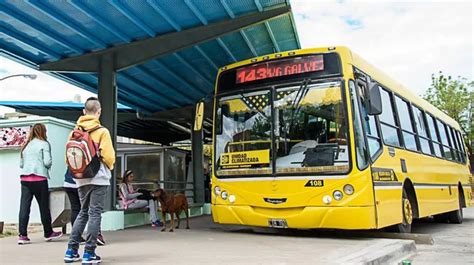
0, 216, 416, 264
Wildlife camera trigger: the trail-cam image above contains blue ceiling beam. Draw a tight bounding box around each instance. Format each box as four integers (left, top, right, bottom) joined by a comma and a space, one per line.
220, 0, 258, 57
173, 53, 213, 92
25, 0, 107, 49
66, 2, 191, 106
68, 0, 132, 43
254, 0, 280, 52
109, 0, 155, 37
146, 1, 218, 71
0, 25, 61, 60
150, 60, 207, 97
193, 46, 218, 70
146, 0, 182, 31
0, 2, 83, 55
118, 73, 179, 109
184, 0, 237, 62
134, 65, 194, 103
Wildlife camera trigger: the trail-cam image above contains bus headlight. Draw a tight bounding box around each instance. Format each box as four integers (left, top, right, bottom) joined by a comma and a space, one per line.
323, 195, 332, 204
221, 191, 228, 200
214, 186, 221, 196
343, 184, 354, 195
229, 195, 236, 203
333, 190, 343, 201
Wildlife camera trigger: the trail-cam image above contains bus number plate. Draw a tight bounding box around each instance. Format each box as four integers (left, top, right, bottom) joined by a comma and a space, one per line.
269, 219, 288, 228
305, 180, 324, 187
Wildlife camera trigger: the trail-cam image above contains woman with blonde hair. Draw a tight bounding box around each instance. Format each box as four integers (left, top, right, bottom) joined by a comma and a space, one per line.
18, 123, 62, 244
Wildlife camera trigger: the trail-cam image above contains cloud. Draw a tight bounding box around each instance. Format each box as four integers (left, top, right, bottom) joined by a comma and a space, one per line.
0, 0, 471, 117
0, 56, 95, 114
292, 0, 473, 96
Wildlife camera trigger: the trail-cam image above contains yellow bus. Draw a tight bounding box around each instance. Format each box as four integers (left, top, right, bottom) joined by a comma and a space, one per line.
210, 46, 472, 232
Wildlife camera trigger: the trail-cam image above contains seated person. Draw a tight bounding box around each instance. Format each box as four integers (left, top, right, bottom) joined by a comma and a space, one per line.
118, 170, 162, 227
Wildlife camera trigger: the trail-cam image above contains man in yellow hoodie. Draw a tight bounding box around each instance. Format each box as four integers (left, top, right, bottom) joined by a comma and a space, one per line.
64, 97, 115, 264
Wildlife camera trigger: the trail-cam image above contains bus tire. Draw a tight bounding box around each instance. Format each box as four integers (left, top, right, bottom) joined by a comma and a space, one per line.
447, 191, 463, 224
394, 189, 413, 233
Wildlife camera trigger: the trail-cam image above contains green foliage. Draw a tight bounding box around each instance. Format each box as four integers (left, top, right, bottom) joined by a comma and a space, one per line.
424, 71, 473, 150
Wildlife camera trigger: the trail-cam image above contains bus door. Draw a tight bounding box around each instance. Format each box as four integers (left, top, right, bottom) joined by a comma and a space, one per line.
354, 74, 404, 228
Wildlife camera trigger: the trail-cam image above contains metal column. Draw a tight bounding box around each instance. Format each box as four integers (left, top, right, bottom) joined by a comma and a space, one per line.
98, 54, 117, 210
192, 107, 205, 204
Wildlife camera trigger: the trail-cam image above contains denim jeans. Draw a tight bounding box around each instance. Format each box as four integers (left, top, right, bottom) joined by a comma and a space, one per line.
19, 180, 53, 237
68, 185, 108, 252
64, 187, 81, 226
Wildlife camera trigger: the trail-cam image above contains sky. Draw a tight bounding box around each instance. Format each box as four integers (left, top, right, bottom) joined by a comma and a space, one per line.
0, 0, 472, 115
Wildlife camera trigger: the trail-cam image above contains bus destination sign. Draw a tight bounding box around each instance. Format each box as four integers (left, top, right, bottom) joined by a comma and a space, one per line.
236, 55, 324, 84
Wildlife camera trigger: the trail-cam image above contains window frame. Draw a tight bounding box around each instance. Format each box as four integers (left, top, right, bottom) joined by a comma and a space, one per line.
393, 95, 419, 152
378, 87, 403, 148
411, 104, 435, 156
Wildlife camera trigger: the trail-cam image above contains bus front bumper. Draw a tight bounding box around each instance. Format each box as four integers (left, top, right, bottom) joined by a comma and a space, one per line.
211, 204, 377, 230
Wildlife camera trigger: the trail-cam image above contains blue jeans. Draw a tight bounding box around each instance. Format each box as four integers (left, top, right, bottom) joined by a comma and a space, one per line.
68, 185, 108, 252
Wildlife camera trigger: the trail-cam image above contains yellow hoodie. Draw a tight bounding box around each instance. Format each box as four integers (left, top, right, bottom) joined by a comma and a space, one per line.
71, 115, 115, 170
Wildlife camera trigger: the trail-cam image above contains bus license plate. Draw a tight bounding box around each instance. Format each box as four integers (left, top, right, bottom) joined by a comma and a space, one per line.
268, 219, 288, 228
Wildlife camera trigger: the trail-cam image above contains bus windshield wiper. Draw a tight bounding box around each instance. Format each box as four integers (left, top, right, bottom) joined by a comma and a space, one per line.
283, 78, 311, 153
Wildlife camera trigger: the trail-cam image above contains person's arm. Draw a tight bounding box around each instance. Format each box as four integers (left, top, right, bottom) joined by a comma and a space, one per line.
20, 155, 24, 169
99, 129, 115, 170
42, 142, 52, 169
119, 184, 141, 200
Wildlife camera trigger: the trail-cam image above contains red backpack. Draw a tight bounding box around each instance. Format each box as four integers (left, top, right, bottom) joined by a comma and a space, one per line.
66, 126, 102, 179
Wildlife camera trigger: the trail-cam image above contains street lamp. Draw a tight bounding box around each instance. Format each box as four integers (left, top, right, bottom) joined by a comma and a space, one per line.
0, 74, 37, 81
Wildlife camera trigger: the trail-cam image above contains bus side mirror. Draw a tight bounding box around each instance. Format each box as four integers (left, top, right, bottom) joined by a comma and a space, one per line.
367, 82, 382, 115
216, 104, 229, 135
194, 102, 204, 131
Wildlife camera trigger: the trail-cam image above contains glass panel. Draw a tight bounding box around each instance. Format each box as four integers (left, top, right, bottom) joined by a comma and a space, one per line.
437, 120, 449, 146
126, 154, 161, 183
443, 146, 452, 160
275, 82, 349, 173
349, 81, 368, 169
215, 90, 272, 176
116, 156, 122, 181
403, 132, 417, 151
380, 88, 396, 125
368, 137, 381, 157
367, 115, 378, 137
412, 106, 428, 137
381, 124, 401, 146
164, 151, 187, 192
420, 138, 431, 154
395, 96, 414, 132
434, 143, 443, 157
426, 115, 440, 142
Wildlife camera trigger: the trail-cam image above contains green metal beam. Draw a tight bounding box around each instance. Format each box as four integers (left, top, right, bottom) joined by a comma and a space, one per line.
39, 6, 291, 73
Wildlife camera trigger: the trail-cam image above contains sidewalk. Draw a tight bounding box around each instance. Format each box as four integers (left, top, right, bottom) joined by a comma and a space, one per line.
0, 215, 414, 264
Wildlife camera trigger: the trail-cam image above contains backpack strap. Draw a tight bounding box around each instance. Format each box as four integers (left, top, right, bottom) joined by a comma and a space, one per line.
88, 125, 104, 133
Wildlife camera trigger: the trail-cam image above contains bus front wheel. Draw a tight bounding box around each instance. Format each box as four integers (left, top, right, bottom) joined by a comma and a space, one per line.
394, 189, 413, 233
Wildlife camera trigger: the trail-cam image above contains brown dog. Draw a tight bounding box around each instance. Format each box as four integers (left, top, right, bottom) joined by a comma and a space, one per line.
153, 188, 190, 232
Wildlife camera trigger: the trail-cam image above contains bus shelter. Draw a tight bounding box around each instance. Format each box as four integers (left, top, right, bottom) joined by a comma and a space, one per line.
0, 0, 301, 210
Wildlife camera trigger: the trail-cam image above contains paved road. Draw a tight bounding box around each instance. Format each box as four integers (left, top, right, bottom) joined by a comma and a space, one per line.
0, 215, 409, 265
411, 207, 474, 264
0, 209, 472, 264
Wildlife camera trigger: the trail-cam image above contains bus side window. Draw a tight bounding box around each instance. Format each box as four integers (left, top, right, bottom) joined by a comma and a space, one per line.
357, 82, 382, 159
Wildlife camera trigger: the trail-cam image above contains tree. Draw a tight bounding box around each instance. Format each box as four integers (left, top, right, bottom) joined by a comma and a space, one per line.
423, 71, 473, 156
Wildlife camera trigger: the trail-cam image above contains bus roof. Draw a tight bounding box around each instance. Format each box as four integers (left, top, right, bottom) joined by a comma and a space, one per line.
217, 46, 461, 130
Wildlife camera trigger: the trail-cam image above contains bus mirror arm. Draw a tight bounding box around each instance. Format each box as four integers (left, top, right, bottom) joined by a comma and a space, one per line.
367, 82, 382, 115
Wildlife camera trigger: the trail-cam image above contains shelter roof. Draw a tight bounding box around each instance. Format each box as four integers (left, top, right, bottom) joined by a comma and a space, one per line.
0, 0, 300, 113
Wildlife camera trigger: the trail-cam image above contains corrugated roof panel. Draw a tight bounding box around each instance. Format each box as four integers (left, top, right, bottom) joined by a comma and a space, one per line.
0, 0, 300, 113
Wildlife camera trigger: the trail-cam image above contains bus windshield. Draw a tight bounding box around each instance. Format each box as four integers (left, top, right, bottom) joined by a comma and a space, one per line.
215, 80, 349, 177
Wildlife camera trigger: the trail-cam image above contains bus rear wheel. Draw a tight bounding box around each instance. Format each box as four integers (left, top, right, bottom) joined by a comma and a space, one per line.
394, 189, 413, 233
446, 192, 463, 224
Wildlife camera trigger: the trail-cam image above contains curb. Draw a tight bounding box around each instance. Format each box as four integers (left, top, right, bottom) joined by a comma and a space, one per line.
336, 239, 417, 265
